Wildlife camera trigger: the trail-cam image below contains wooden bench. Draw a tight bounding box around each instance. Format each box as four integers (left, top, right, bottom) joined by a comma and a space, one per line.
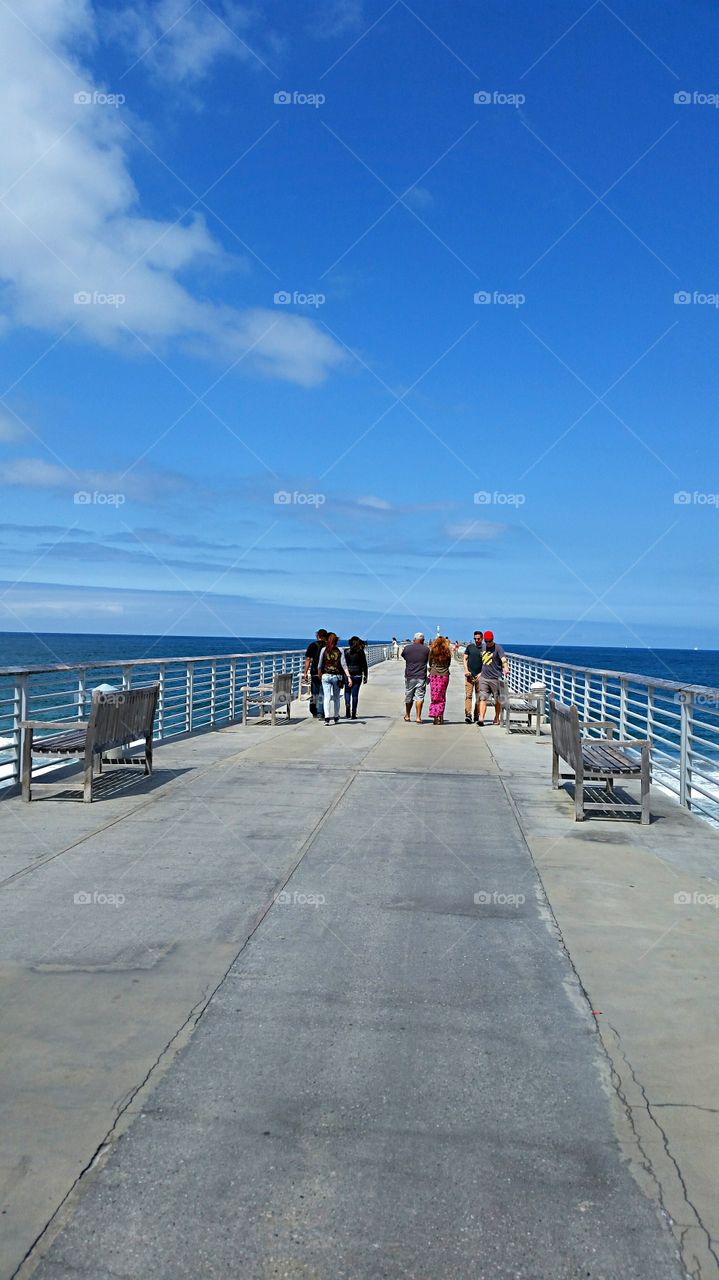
21, 684, 159, 803
549, 697, 651, 824
242, 672, 293, 725
499, 686, 543, 736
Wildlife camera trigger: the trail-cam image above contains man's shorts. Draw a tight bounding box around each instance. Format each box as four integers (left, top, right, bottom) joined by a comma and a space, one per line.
478, 675, 501, 697
405, 677, 426, 704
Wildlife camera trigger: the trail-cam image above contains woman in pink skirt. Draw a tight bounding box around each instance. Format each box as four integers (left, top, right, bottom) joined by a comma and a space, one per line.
428, 635, 452, 724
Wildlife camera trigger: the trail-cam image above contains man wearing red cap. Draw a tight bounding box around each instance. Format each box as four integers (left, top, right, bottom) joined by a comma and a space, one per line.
478, 630, 509, 725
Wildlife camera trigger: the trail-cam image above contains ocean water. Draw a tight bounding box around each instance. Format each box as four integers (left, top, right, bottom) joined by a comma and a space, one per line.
0, 632, 314, 671
508, 644, 719, 691
2, 633, 718, 823
0, 633, 717, 686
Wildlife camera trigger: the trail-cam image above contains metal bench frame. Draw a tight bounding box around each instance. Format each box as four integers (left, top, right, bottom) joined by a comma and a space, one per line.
242, 672, 293, 725
21, 684, 159, 803
549, 696, 651, 824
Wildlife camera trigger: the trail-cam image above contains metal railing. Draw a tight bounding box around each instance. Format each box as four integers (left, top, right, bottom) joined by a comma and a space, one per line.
506, 651, 719, 823
0, 643, 393, 793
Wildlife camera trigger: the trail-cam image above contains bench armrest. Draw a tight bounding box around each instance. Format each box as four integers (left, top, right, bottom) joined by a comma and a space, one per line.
21, 720, 89, 730
579, 720, 616, 734
612, 739, 650, 751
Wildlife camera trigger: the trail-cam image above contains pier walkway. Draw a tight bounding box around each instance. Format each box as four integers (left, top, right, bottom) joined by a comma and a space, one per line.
2, 660, 718, 1279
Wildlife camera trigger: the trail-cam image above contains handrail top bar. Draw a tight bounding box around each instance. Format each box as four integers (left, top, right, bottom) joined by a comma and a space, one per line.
505, 651, 719, 699
0, 648, 308, 678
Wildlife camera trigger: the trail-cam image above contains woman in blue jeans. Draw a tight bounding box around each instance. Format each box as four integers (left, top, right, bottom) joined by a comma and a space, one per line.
343, 636, 368, 718
318, 632, 351, 724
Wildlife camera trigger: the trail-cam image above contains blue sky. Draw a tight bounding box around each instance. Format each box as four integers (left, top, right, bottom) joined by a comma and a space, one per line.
0, 0, 717, 647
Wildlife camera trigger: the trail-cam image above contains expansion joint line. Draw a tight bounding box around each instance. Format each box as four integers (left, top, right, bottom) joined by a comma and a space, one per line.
10, 724, 400, 1279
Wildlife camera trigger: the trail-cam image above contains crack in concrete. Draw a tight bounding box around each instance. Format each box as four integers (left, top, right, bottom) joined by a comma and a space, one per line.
492, 768, 700, 1279
604, 1019, 719, 1276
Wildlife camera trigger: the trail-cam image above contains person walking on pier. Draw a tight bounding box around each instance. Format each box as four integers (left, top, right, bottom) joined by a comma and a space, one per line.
428, 635, 451, 724
344, 636, 368, 718
318, 633, 351, 725
463, 630, 484, 723
304, 629, 328, 719
478, 630, 509, 725
402, 632, 429, 723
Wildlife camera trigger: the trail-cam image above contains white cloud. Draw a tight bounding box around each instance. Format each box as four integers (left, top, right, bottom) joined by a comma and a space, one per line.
357, 495, 393, 511
0, 456, 189, 502
0, 411, 27, 443
445, 520, 506, 541
106, 0, 275, 82
0, 0, 344, 387
403, 185, 433, 211
310, 1, 365, 38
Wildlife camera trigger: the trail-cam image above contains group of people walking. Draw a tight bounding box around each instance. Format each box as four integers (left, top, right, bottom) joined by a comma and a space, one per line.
302, 627, 509, 727
303, 630, 368, 724
395, 629, 509, 725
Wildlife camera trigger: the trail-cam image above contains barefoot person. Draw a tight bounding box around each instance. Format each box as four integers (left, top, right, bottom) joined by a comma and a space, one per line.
478, 630, 509, 725
428, 635, 451, 724
318, 633, 351, 725
401, 631, 429, 723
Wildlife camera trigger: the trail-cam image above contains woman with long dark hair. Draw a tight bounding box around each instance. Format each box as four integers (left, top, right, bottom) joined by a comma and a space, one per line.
318, 632, 351, 725
343, 636, 368, 719
428, 635, 452, 725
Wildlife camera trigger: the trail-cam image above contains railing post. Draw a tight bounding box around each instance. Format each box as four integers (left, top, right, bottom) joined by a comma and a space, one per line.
210, 661, 217, 726
229, 659, 237, 720
185, 662, 194, 733
158, 665, 165, 740
77, 668, 86, 721
619, 678, 628, 740
600, 674, 607, 722
121, 665, 132, 690
584, 672, 591, 722
679, 690, 693, 810
13, 674, 27, 789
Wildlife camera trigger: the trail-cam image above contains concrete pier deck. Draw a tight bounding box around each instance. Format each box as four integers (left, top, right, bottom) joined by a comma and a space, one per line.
1, 660, 717, 1279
